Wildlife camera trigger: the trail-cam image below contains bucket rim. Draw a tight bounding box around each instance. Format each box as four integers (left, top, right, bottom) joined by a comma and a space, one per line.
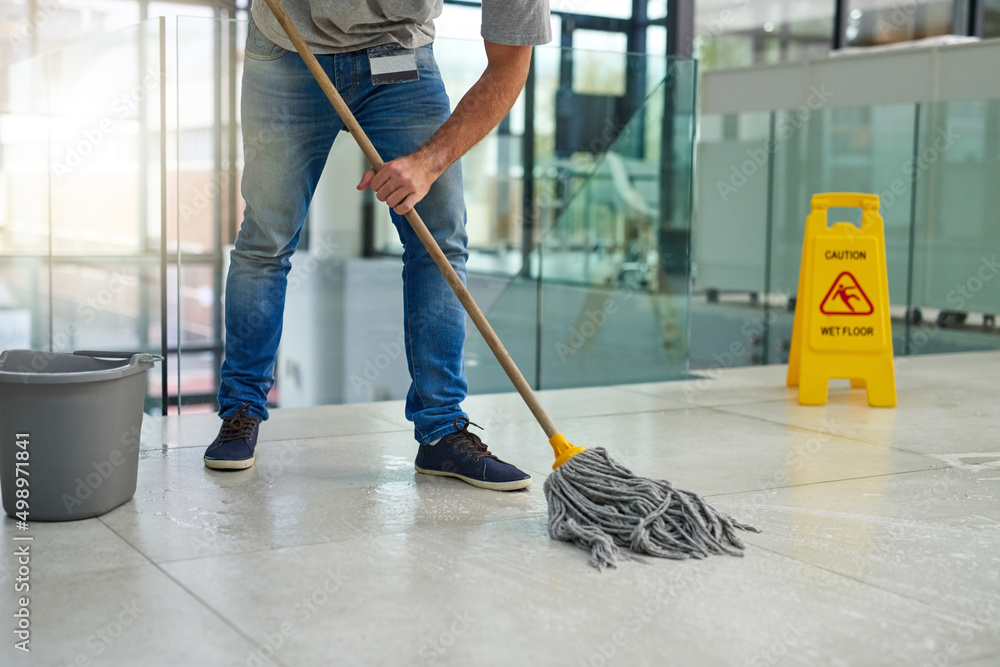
0, 349, 162, 384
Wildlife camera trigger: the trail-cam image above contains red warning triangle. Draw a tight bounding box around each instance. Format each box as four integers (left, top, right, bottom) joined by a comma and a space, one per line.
819, 271, 874, 315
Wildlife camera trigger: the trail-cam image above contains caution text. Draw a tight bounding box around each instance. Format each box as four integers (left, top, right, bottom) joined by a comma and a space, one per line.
825, 250, 866, 260
820, 326, 874, 337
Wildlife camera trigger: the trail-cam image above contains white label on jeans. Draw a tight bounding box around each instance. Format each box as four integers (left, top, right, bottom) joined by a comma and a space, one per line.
368, 45, 418, 85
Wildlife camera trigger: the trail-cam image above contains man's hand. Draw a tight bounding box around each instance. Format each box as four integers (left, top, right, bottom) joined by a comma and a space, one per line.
357, 153, 438, 216
357, 41, 532, 216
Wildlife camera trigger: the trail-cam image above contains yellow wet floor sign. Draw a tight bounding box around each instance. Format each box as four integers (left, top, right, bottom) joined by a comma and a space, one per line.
787, 193, 897, 407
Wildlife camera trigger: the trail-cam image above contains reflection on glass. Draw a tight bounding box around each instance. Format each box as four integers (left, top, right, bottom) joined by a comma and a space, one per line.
694, 1, 833, 70
845, 0, 960, 47
466, 59, 696, 392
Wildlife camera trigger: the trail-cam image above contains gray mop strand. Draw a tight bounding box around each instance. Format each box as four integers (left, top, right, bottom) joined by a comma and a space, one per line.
544, 447, 759, 570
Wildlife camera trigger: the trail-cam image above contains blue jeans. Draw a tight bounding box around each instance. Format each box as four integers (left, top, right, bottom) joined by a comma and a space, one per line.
218, 20, 469, 445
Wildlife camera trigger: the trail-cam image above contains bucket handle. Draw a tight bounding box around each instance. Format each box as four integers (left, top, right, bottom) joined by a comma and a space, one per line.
73, 350, 164, 366
75, 350, 139, 359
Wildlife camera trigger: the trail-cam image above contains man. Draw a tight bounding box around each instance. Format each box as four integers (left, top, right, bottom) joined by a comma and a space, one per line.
202, 0, 551, 492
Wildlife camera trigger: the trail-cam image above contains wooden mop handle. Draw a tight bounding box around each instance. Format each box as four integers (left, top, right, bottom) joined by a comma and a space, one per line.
262, 0, 559, 439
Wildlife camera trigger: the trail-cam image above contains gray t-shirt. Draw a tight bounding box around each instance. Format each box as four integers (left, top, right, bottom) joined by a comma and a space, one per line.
252, 0, 553, 54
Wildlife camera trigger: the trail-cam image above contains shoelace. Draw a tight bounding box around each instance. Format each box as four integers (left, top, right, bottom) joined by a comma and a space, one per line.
217, 406, 260, 443
442, 417, 498, 463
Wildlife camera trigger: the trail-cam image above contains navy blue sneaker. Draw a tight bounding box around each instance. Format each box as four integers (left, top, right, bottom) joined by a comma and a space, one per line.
414, 418, 532, 491
204, 405, 261, 470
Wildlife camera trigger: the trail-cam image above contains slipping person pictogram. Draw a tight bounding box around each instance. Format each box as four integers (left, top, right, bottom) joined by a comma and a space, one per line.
820, 272, 874, 315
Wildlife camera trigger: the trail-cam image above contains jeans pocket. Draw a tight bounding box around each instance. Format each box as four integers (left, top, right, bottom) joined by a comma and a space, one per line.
245, 18, 289, 61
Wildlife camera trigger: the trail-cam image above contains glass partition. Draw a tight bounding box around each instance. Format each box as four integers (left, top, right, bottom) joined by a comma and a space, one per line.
908, 98, 1000, 353
540, 59, 695, 389
0, 52, 50, 354
0, 19, 166, 414
172, 17, 244, 413
690, 109, 772, 367
466, 58, 696, 393
693, 94, 1000, 372
767, 103, 918, 361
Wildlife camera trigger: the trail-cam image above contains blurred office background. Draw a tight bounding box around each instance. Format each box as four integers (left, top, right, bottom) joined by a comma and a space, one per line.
0, 0, 997, 415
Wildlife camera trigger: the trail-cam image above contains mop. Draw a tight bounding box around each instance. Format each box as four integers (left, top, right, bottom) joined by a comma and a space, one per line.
263, 0, 757, 569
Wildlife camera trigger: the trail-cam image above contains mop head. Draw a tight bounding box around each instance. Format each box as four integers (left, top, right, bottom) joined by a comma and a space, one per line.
544, 447, 758, 570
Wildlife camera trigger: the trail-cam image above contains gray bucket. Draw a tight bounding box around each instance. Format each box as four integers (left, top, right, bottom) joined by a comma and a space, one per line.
0, 350, 161, 521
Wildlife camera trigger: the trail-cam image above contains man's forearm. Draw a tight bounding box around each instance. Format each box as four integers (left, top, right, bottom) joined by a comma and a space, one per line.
358, 42, 532, 215
416, 42, 532, 176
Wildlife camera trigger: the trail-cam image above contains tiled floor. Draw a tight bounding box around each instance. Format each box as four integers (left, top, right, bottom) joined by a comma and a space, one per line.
3, 351, 1000, 666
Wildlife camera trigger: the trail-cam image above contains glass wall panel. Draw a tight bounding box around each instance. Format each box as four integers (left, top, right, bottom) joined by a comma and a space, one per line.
0, 262, 41, 351
763, 103, 917, 360
690, 89, 1000, 371
466, 57, 695, 392
0, 54, 49, 258
0, 0, 141, 68
908, 99, 1000, 354
541, 61, 694, 388
770, 105, 917, 301
0, 0, 225, 69
0, 19, 166, 413
172, 17, 243, 413
0, 52, 50, 352
691, 110, 771, 368
46, 26, 157, 256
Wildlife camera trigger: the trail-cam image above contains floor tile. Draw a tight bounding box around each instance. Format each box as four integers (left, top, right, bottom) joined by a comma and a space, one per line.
464, 384, 691, 423
99, 434, 546, 564
959, 651, 1000, 666
0, 564, 279, 667
892, 350, 1000, 391
717, 382, 1000, 456
162, 519, 977, 667
142, 402, 408, 451
712, 466, 1000, 629
623, 362, 797, 407
497, 407, 941, 497
0, 517, 147, 582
